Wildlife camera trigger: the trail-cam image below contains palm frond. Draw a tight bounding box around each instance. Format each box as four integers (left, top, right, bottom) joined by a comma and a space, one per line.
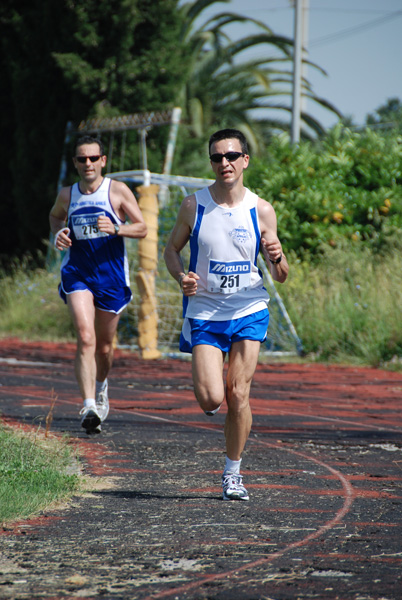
178, 0, 341, 147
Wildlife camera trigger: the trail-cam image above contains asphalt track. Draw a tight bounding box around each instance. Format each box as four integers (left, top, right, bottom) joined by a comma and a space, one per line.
0, 338, 401, 600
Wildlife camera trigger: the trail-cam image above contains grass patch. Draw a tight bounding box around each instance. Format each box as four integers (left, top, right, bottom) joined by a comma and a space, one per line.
0, 423, 80, 525
279, 244, 402, 367
0, 261, 75, 341
1, 243, 402, 368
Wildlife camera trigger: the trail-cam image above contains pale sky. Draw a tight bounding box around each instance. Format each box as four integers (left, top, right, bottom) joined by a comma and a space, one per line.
192, 0, 402, 130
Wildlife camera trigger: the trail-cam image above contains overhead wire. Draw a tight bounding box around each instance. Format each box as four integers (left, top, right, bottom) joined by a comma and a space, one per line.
310, 9, 402, 47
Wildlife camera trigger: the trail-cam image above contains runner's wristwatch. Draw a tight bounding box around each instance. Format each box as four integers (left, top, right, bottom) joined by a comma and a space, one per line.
269, 253, 282, 264
114, 224, 120, 235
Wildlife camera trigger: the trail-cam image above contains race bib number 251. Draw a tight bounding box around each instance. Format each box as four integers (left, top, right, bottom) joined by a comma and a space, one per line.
207, 260, 251, 293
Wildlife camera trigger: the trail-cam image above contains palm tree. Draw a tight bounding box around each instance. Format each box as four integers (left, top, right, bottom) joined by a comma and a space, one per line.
178, 0, 341, 151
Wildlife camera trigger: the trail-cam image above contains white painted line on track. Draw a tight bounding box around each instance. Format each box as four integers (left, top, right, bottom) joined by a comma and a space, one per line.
0, 362, 387, 598
0, 357, 59, 368
255, 405, 402, 432
1, 378, 401, 433
139, 418, 356, 600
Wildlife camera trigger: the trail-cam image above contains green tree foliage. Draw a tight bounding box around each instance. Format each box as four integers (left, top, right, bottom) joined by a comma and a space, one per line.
2, 0, 399, 271
0, 0, 186, 264
366, 97, 402, 133
53, 0, 185, 117
246, 126, 402, 257
0, 0, 72, 264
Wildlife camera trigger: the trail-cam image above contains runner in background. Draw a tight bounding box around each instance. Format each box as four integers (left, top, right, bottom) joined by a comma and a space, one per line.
49, 135, 147, 433
164, 128, 289, 500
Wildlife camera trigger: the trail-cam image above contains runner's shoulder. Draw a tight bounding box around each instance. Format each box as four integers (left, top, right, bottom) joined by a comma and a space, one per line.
57, 185, 73, 206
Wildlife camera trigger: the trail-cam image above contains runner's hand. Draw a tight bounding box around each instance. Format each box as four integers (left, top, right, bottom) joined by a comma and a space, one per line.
180, 271, 199, 296
261, 237, 282, 264
54, 228, 71, 250
97, 215, 115, 235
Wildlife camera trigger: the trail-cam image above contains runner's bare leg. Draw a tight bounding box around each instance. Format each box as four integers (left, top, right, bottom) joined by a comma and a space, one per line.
94, 308, 120, 383
192, 344, 225, 413
225, 339, 261, 460
192, 341, 260, 460
67, 290, 97, 401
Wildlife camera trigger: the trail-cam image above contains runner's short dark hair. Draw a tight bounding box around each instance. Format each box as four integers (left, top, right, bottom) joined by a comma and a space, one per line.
74, 135, 105, 157
209, 129, 248, 155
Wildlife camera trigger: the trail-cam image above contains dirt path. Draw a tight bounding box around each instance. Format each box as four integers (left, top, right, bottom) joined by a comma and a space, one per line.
0, 338, 401, 599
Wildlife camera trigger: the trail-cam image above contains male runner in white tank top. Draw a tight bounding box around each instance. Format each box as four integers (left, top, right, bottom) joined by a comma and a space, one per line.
49, 135, 147, 433
164, 128, 288, 501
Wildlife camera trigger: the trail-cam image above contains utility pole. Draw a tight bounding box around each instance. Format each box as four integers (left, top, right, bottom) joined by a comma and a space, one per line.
291, 0, 303, 144
301, 0, 309, 113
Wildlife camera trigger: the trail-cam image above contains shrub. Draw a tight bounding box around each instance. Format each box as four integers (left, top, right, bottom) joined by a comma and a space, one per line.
278, 244, 402, 366
246, 126, 402, 256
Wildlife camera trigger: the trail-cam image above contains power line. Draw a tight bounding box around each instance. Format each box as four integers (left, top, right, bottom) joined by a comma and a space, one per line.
238, 8, 390, 15
310, 9, 402, 47
229, 2, 399, 16
310, 7, 399, 14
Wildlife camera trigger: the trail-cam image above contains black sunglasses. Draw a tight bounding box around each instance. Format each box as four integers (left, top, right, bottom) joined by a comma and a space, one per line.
210, 151, 244, 163
75, 155, 102, 163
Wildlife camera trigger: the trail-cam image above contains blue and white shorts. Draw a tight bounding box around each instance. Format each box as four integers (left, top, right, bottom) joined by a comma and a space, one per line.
180, 308, 269, 354
59, 275, 132, 315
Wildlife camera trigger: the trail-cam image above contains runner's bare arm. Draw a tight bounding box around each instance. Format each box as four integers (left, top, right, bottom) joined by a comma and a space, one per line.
98, 180, 147, 238
257, 197, 289, 283
163, 195, 199, 296
49, 187, 72, 250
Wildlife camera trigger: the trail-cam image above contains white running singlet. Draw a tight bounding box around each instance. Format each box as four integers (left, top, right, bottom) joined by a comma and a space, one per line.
183, 187, 269, 321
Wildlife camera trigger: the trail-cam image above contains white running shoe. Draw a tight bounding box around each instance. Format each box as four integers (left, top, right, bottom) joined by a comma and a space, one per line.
79, 405, 101, 433
222, 472, 249, 501
96, 380, 109, 422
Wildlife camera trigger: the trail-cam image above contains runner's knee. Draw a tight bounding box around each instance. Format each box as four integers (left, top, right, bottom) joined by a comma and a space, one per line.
204, 404, 222, 417
76, 329, 96, 351
195, 390, 223, 415
226, 390, 251, 417
96, 340, 114, 358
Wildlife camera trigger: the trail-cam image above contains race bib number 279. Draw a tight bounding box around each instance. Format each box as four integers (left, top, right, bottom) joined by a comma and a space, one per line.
207, 260, 251, 293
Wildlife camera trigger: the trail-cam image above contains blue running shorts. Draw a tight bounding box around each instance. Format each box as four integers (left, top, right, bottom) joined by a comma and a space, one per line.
180, 308, 269, 354
59, 277, 132, 314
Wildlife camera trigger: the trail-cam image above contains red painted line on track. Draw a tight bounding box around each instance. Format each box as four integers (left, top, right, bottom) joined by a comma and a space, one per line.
87, 405, 358, 600
2, 347, 401, 596
254, 405, 402, 432
141, 432, 356, 600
